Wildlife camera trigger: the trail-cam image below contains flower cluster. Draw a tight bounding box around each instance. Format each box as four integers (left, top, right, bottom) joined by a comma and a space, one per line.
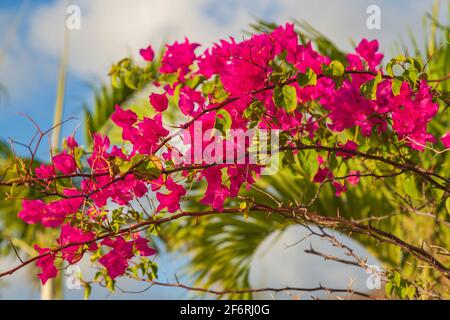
16, 23, 446, 285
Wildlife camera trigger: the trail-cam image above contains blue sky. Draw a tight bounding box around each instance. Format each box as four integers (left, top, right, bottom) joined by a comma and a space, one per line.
0, 0, 438, 161
0, 0, 442, 299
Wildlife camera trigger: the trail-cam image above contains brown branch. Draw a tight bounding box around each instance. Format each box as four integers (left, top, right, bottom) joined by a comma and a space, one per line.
0, 208, 243, 279
280, 144, 449, 192
0, 163, 217, 188
1, 69, 448, 287
252, 203, 450, 279
131, 277, 380, 299
9, 240, 24, 264
2, 201, 449, 282
304, 246, 362, 268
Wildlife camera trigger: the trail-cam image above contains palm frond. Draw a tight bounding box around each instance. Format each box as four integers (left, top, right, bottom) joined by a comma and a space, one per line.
159, 7, 450, 298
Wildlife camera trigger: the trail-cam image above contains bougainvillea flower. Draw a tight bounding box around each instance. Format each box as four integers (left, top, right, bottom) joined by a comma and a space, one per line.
156, 177, 186, 213
200, 184, 230, 212
441, 132, 450, 149
336, 141, 358, 158
313, 167, 332, 183
12, 22, 448, 291
149, 93, 169, 112
160, 38, 199, 77
99, 237, 134, 279
65, 136, 79, 149
58, 224, 96, 263
18, 199, 46, 224
34, 245, 57, 285
87, 134, 111, 174
111, 105, 138, 128
139, 45, 155, 62
134, 236, 157, 256
347, 170, 361, 185
53, 151, 77, 175
35, 163, 55, 179
332, 181, 348, 196
98, 250, 129, 279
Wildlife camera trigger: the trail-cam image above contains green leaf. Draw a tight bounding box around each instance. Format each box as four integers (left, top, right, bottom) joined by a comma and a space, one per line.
210, 81, 229, 103
124, 70, 137, 90
385, 282, 394, 297
269, 52, 296, 84
322, 60, 345, 78
297, 68, 317, 87
360, 72, 382, 100
281, 85, 298, 113
214, 109, 232, 135
386, 62, 394, 77
84, 283, 92, 300
392, 78, 403, 96
301, 149, 318, 178
244, 100, 265, 121
106, 278, 116, 292
445, 197, 450, 215
405, 68, 419, 85
405, 285, 416, 299
337, 162, 348, 177
121, 154, 162, 181
273, 85, 298, 113
404, 176, 420, 199
273, 86, 284, 108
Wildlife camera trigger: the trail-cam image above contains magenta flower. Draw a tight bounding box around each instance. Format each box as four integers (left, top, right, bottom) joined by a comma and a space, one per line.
58, 224, 96, 263
34, 245, 57, 285
98, 251, 129, 279
35, 163, 55, 179
65, 136, 78, 149
313, 167, 332, 183
99, 237, 134, 279
18, 199, 46, 225
347, 171, 361, 185
134, 236, 157, 257
139, 45, 154, 62
441, 132, 450, 148
336, 140, 358, 158
354, 39, 383, 70
111, 104, 138, 128
53, 151, 77, 175
160, 38, 200, 77
156, 177, 186, 213
149, 93, 169, 112
18, 191, 83, 228
332, 181, 348, 196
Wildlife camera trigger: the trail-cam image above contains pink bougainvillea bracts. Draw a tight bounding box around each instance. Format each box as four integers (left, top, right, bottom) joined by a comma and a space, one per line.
12, 23, 448, 287
140, 45, 155, 62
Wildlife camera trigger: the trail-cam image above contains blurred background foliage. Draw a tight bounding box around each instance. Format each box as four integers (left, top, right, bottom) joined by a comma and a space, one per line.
0, 0, 449, 299
158, 4, 450, 298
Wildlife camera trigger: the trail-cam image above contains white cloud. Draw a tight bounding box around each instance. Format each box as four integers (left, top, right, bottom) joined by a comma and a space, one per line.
274, 0, 435, 52
0, 8, 56, 107
249, 225, 381, 299
0, 0, 438, 105
27, 0, 269, 79
26, 0, 436, 81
